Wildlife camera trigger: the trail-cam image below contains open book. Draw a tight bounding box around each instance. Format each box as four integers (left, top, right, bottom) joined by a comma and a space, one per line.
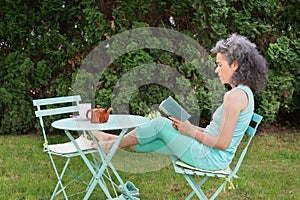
158, 96, 191, 121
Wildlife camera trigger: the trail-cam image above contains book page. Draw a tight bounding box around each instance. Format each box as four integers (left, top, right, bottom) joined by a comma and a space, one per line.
159, 96, 191, 121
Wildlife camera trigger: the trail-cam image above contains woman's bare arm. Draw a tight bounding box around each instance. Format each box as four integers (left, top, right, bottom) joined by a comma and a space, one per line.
171, 88, 248, 150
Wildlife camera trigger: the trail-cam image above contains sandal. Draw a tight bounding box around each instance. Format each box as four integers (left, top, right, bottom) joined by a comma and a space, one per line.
117, 181, 140, 197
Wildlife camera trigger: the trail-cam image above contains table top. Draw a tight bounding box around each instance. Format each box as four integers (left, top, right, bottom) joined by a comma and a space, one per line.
51, 114, 150, 131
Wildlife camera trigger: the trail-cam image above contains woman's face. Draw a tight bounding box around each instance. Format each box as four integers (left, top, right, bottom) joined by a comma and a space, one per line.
215, 53, 238, 86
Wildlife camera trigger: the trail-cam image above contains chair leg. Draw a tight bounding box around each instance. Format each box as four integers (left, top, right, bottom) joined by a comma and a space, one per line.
49, 155, 71, 200
184, 175, 209, 200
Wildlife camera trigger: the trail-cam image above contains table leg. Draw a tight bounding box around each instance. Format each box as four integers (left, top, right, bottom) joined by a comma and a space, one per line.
84, 129, 137, 200
64, 130, 113, 199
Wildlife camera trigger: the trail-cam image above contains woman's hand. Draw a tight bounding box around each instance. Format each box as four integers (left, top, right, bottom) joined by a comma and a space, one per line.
169, 117, 197, 138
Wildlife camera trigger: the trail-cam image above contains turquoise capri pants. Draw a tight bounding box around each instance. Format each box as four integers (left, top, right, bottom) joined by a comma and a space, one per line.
133, 117, 211, 168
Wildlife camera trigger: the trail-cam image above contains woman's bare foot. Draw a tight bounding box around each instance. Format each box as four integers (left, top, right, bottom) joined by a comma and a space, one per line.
91, 129, 139, 154
91, 140, 114, 154
91, 131, 118, 141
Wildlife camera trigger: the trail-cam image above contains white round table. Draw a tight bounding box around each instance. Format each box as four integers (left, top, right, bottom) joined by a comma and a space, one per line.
52, 114, 150, 131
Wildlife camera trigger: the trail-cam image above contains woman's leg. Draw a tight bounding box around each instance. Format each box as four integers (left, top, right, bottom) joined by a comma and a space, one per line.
134, 139, 173, 154
92, 129, 174, 154
91, 117, 170, 152
134, 117, 199, 166
91, 129, 139, 153
97, 117, 198, 166
91, 131, 118, 141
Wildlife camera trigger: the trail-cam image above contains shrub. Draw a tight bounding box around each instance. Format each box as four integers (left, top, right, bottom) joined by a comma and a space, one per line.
0, 0, 299, 134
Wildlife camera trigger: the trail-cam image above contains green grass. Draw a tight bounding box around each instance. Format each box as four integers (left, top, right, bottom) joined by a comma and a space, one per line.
0, 131, 299, 200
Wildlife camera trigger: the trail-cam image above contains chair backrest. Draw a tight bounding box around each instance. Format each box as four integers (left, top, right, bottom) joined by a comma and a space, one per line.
245, 113, 263, 137
33, 95, 81, 145
230, 113, 263, 178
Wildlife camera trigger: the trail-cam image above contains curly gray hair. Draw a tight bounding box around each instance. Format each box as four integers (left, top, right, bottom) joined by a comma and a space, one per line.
210, 33, 268, 94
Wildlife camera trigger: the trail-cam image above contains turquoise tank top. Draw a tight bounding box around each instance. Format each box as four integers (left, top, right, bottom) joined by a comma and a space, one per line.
195, 85, 254, 170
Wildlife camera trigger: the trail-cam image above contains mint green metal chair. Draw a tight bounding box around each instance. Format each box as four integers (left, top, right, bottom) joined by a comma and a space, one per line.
33, 95, 97, 199
172, 113, 263, 200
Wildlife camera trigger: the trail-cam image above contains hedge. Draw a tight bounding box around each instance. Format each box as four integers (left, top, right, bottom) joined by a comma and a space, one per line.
0, 0, 299, 134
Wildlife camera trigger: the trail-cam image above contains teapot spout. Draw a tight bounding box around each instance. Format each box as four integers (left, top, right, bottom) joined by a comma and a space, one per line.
107, 107, 113, 115
103, 107, 113, 122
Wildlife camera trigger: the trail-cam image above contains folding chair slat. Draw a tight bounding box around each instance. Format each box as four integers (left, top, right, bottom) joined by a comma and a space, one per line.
215, 174, 226, 178
35, 106, 79, 117
172, 113, 263, 200
195, 171, 206, 176
33, 95, 81, 106
185, 169, 195, 175
173, 163, 185, 174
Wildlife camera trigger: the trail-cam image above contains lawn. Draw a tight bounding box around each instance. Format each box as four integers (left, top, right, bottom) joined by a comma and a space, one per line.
0, 128, 299, 200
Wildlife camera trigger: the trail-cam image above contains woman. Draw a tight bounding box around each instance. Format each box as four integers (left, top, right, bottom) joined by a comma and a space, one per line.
92, 33, 268, 170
